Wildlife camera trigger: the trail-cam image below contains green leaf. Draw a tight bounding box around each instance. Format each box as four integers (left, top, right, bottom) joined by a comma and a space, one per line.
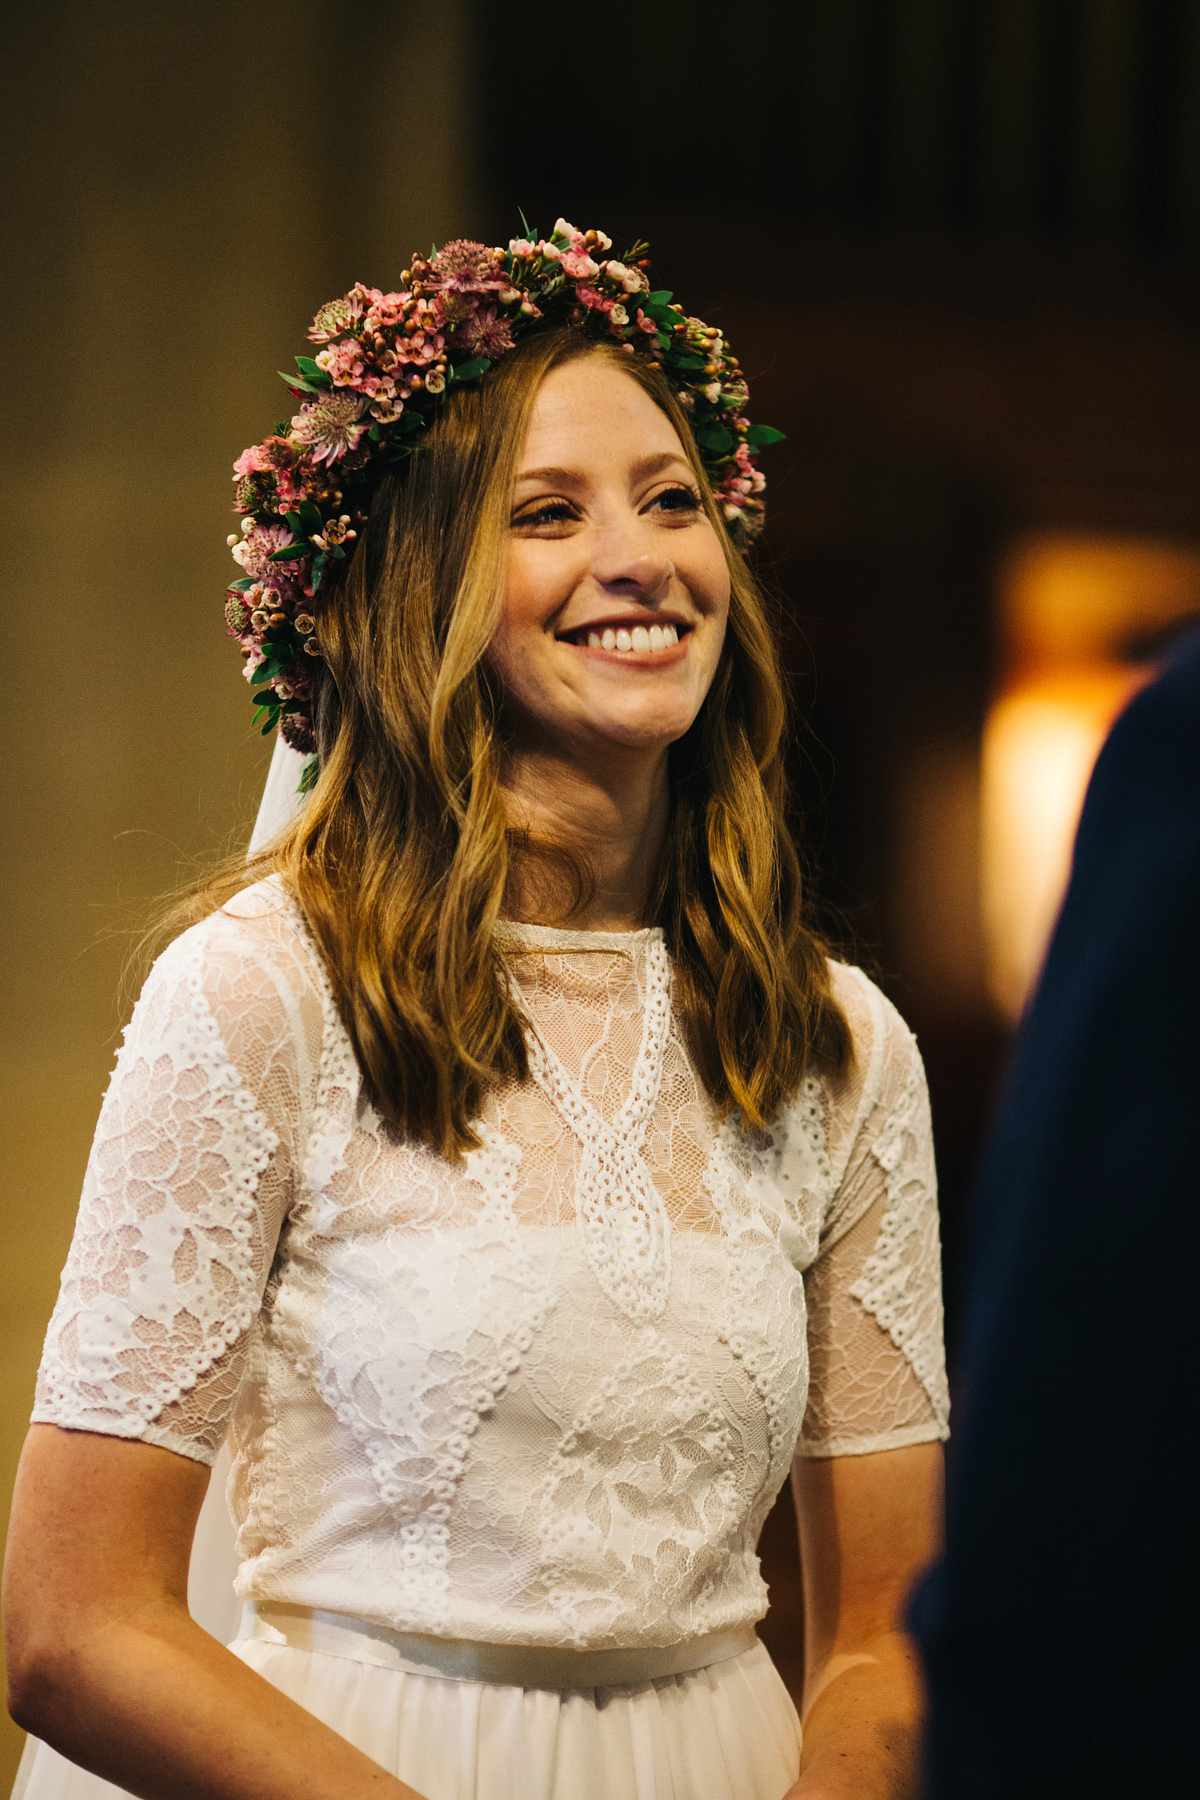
294, 355, 327, 381
448, 356, 491, 384
647, 289, 673, 306
311, 551, 328, 591
254, 651, 293, 680
694, 424, 734, 454
746, 423, 786, 446
268, 542, 304, 562
298, 756, 320, 795
296, 498, 324, 528
278, 371, 322, 395
227, 576, 256, 592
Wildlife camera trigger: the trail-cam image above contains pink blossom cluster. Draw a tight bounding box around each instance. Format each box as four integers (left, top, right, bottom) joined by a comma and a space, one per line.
226, 220, 775, 757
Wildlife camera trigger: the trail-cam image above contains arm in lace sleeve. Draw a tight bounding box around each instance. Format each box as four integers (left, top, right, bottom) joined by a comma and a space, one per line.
31, 889, 320, 1466
797, 966, 950, 1459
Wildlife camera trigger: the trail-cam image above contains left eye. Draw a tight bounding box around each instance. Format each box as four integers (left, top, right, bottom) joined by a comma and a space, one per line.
649, 486, 701, 514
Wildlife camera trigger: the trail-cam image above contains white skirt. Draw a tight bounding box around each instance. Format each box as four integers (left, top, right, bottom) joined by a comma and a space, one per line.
12, 1619, 802, 1800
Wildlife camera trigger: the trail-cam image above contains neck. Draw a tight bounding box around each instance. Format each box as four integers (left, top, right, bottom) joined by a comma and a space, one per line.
501, 744, 670, 932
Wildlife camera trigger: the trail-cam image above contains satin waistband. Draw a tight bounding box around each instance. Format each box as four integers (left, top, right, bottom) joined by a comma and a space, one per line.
238, 1602, 758, 1690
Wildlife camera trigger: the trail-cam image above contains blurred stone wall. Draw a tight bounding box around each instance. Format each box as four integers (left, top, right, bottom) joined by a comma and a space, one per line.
0, 3, 480, 1781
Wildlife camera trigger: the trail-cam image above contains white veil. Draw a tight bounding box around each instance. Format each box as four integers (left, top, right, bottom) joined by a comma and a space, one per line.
248, 733, 311, 854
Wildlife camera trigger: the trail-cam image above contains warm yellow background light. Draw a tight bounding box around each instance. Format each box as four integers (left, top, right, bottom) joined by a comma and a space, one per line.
982, 667, 1144, 1019
981, 534, 1200, 1021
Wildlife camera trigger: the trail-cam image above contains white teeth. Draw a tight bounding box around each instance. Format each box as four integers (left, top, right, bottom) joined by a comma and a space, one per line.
580, 622, 683, 652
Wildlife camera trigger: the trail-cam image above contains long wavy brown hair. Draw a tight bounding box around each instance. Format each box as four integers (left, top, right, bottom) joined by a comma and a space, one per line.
184, 327, 851, 1156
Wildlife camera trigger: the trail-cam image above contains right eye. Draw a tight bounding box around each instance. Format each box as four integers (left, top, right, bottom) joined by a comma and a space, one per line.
512, 500, 577, 529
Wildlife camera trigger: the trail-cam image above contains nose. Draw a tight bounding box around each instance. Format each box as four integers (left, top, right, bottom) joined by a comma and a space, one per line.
593, 546, 675, 603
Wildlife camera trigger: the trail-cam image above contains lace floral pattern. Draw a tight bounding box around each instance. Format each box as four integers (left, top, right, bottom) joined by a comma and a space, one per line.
33, 886, 948, 1648
539, 1329, 742, 1645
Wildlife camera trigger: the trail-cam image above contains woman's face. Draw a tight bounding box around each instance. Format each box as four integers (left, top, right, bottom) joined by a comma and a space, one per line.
491, 358, 731, 768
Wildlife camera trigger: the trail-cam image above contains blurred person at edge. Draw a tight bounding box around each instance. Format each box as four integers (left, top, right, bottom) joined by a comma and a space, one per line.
4, 220, 949, 1800
910, 625, 1200, 1796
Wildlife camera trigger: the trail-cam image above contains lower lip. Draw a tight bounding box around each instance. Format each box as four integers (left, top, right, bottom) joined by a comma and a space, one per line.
560, 636, 689, 668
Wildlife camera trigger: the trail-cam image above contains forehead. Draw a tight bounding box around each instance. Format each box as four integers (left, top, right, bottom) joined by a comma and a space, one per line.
518, 359, 686, 471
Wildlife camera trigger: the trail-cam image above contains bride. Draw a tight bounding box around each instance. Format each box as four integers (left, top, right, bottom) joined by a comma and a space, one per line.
4, 221, 948, 1800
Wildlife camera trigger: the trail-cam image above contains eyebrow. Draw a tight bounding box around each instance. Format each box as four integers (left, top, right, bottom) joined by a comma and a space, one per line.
513, 451, 693, 489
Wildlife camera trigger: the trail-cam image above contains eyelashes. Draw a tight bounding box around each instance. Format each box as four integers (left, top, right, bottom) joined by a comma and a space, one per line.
512, 485, 702, 530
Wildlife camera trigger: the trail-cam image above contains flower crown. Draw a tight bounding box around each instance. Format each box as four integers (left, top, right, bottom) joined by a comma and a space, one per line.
225, 219, 783, 766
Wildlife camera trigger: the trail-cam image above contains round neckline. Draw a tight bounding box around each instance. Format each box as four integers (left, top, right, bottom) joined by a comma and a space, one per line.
495, 920, 664, 954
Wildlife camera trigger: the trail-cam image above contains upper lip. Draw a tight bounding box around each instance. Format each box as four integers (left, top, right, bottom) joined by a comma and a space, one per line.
555, 613, 692, 640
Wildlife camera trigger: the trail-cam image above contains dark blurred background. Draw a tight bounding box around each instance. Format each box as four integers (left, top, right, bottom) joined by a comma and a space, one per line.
5, 2, 1200, 1771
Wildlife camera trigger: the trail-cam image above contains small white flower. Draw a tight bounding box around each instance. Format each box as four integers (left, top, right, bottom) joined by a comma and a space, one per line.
610, 303, 628, 326
425, 369, 446, 394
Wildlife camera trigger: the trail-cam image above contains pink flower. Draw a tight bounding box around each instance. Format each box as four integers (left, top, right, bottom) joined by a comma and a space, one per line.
317, 339, 368, 386
454, 305, 515, 358
362, 291, 411, 333
508, 238, 535, 257
308, 289, 368, 343
290, 392, 368, 464
429, 239, 504, 293
606, 261, 648, 294
232, 523, 300, 581
575, 285, 609, 314
637, 311, 658, 335
562, 250, 600, 280
233, 443, 272, 478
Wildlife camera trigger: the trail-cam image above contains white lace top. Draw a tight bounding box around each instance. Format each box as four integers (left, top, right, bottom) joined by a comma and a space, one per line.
33, 879, 948, 1651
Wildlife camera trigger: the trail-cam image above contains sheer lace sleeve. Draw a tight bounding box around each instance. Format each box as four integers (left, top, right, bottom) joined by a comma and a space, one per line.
32, 882, 322, 1466
797, 965, 950, 1459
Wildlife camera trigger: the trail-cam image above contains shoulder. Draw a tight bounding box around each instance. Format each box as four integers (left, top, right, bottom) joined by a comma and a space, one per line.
824, 960, 923, 1110
134, 876, 327, 1054
153, 875, 316, 984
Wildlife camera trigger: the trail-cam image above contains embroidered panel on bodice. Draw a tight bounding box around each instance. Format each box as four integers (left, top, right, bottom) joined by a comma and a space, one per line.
257, 925, 816, 1644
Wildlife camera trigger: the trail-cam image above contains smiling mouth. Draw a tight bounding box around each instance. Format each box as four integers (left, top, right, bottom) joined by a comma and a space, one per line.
558, 622, 686, 653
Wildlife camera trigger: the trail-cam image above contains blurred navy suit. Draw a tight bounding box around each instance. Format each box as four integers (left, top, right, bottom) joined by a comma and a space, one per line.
910, 627, 1200, 1795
